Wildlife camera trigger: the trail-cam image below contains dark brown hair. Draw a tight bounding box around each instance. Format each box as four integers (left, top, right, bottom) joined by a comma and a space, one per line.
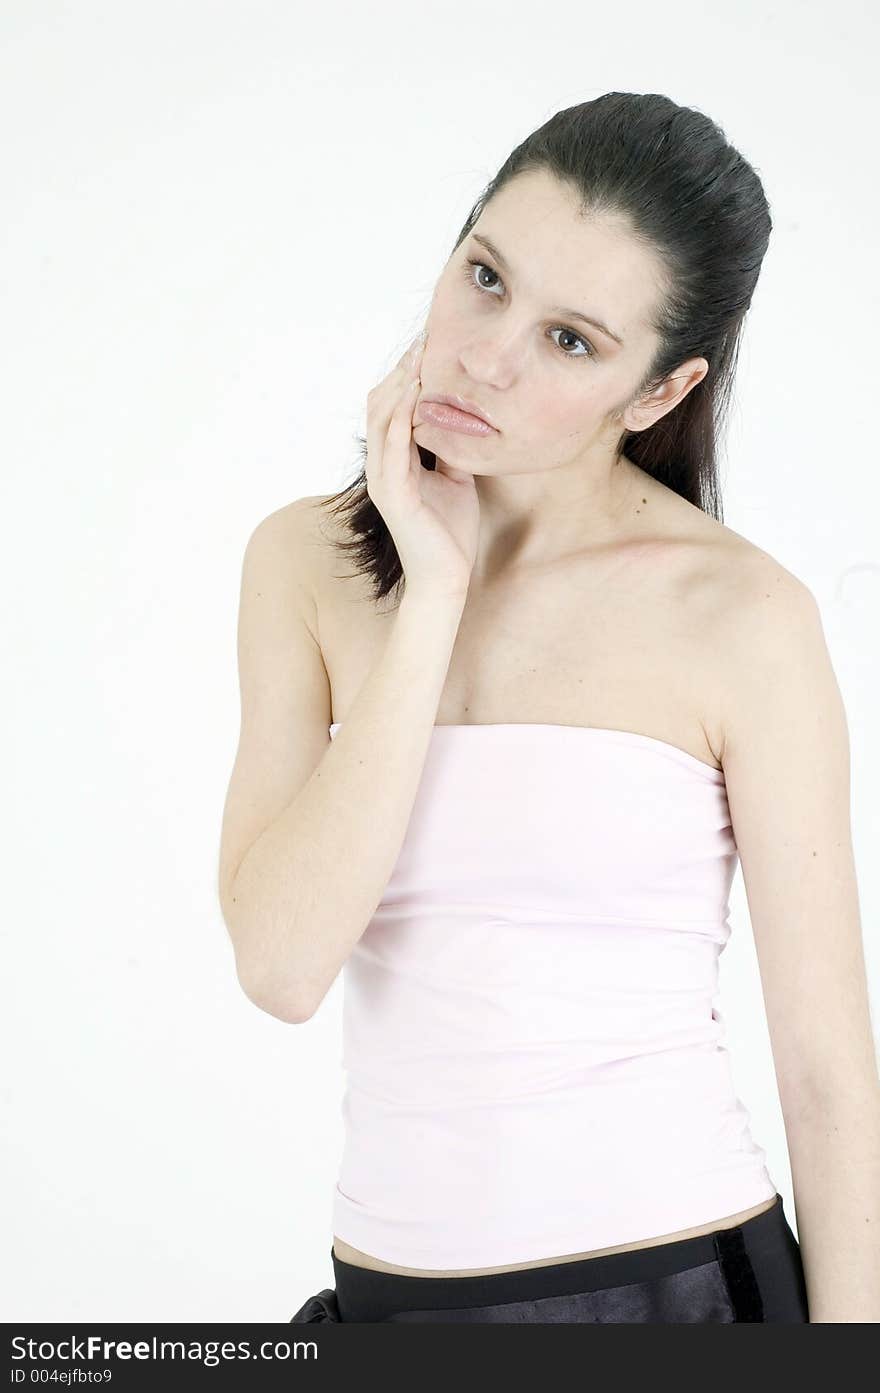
321, 91, 772, 604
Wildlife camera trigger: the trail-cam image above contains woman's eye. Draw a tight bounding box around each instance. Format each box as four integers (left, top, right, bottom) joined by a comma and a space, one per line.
468, 260, 502, 294
462, 258, 595, 361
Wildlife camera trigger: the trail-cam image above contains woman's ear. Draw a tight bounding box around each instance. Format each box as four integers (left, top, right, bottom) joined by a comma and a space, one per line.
623, 356, 709, 433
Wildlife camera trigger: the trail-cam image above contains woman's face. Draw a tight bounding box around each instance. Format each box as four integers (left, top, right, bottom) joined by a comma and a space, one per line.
414, 168, 693, 475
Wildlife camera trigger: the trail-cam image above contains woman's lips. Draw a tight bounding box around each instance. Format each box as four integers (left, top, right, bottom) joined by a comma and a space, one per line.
416, 400, 497, 436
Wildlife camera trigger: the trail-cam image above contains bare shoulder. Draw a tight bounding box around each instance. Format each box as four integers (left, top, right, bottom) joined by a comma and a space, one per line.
256, 493, 337, 560
690, 520, 822, 759
645, 468, 810, 613
272, 492, 358, 571
631, 470, 811, 617
249, 493, 340, 623
703, 523, 817, 633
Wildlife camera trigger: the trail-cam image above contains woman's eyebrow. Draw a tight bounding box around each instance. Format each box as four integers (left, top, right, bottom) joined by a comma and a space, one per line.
470, 232, 625, 347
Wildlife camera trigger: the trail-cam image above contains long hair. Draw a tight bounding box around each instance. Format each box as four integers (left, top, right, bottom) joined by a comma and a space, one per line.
321, 92, 772, 605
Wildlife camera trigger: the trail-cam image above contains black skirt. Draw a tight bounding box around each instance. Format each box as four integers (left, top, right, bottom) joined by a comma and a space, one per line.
289, 1193, 809, 1324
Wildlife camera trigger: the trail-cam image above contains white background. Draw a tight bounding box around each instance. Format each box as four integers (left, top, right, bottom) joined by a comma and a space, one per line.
2, 0, 877, 1322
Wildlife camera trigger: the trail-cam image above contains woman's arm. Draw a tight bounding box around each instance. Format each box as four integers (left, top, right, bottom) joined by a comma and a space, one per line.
218, 501, 467, 1024
715, 557, 880, 1323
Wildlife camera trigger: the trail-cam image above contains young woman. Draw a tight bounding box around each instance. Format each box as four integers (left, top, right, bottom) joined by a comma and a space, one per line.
219, 92, 879, 1323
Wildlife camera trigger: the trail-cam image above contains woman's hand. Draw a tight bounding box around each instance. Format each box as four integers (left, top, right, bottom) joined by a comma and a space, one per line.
365, 333, 480, 603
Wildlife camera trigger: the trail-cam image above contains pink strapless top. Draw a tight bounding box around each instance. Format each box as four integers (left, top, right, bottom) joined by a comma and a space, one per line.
327, 722, 776, 1270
